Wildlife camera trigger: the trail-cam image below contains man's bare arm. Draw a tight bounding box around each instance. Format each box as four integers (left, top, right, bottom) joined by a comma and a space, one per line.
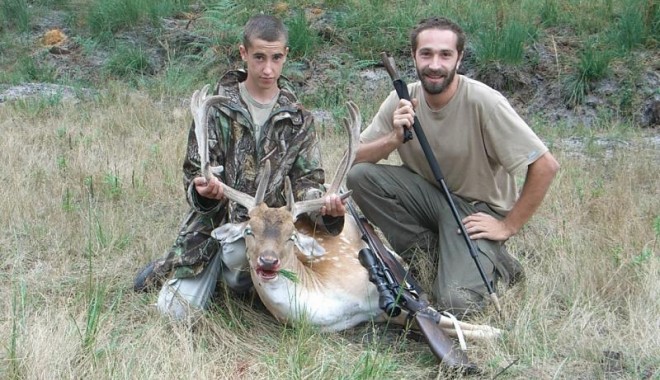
353, 132, 401, 164
463, 152, 560, 241
503, 152, 560, 234
354, 99, 415, 164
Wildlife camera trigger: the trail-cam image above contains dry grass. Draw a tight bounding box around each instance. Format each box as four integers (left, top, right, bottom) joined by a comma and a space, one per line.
0, 86, 658, 379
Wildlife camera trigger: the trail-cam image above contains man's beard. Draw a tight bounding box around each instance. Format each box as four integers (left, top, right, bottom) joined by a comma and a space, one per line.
418, 64, 457, 95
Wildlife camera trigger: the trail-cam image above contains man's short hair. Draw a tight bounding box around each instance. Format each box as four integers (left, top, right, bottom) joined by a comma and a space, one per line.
410, 17, 465, 55
243, 15, 288, 48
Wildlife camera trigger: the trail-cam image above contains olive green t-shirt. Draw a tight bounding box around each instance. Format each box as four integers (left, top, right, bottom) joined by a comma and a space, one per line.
239, 81, 279, 142
360, 75, 548, 215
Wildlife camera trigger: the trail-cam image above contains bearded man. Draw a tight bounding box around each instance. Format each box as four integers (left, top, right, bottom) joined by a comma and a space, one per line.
346, 17, 559, 317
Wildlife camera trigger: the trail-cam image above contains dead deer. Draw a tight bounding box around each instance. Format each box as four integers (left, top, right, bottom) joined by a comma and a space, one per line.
190, 85, 500, 339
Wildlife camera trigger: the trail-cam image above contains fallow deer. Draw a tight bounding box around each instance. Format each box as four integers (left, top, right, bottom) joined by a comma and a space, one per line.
190, 86, 501, 340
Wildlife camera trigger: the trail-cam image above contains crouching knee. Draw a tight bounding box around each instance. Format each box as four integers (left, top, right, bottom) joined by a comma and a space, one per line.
346, 162, 372, 192
156, 278, 204, 321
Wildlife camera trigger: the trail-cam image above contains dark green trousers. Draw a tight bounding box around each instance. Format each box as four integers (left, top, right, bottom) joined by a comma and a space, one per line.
347, 163, 523, 316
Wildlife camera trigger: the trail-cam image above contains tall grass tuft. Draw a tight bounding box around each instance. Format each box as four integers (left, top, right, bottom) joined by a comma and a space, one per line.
104, 44, 154, 78
7, 279, 27, 379
610, 0, 649, 52
473, 20, 534, 66
540, 0, 560, 27
334, 1, 420, 60
14, 54, 58, 84
1, 0, 30, 33
286, 10, 321, 59
562, 41, 612, 107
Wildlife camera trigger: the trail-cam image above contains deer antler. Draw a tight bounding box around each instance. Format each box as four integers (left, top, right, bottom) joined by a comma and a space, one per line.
212, 160, 271, 213
190, 84, 229, 183
288, 101, 361, 220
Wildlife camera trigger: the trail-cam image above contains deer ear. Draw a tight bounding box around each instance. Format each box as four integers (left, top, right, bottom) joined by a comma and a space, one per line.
293, 232, 326, 259
212, 223, 245, 243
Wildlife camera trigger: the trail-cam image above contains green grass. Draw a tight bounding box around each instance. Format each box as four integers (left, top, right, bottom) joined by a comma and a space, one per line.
286, 10, 321, 60
1, 0, 30, 33
1, 0, 655, 114
104, 43, 154, 78
333, 1, 420, 60
473, 19, 536, 67
562, 41, 612, 107
86, 0, 190, 40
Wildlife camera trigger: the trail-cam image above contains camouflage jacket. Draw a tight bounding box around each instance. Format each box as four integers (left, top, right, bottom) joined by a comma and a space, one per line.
164, 70, 343, 279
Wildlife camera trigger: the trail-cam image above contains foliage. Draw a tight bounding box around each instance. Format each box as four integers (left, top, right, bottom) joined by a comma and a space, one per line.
472, 19, 536, 67
86, 0, 190, 40
286, 10, 321, 59
104, 43, 154, 78
562, 41, 612, 107
1, 0, 30, 33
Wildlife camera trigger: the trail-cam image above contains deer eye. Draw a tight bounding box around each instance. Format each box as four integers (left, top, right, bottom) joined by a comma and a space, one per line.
289, 233, 297, 242
244, 227, 253, 237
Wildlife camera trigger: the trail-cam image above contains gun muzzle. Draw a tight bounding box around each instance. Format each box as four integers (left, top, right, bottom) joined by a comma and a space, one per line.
358, 248, 401, 317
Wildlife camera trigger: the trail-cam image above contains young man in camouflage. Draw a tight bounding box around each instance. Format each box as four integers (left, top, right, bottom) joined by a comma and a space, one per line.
135, 15, 345, 320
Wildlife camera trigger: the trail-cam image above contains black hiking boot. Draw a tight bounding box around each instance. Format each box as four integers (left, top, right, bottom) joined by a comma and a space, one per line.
133, 259, 167, 293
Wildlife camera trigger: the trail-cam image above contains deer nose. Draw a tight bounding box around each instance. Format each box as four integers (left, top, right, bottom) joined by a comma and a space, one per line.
258, 254, 280, 270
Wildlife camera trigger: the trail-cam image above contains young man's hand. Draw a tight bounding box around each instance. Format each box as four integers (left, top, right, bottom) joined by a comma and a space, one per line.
194, 176, 225, 200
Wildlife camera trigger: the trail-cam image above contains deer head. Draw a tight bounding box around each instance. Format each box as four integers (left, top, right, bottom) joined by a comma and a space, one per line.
210, 101, 362, 282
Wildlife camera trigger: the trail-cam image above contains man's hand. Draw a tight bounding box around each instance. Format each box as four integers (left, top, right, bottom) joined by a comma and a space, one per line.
320, 193, 346, 218
393, 98, 418, 141
461, 212, 515, 242
193, 176, 225, 200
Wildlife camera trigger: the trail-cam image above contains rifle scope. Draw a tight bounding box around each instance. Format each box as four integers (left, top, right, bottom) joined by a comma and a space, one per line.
358, 248, 401, 317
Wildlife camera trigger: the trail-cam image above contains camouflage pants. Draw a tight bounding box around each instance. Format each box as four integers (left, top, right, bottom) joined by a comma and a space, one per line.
148, 208, 250, 293
157, 237, 251, 319
347, 163, 524, 317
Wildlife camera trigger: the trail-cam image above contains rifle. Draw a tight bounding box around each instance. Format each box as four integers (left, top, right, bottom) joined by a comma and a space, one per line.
380, 52, 502, 315
346, 197, 478, 373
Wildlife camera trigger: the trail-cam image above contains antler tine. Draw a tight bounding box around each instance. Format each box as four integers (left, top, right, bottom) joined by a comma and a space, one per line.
285, 176, 295, 210
326, 100, 361, 195
219, 183, 256, 211
290, 101, 361, 220
217, 160, 272, 213
254, 160, 271, 205
191, 84, 229, 182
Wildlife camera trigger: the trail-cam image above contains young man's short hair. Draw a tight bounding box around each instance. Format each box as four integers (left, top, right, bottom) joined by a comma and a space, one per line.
243, 15, 288, 48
